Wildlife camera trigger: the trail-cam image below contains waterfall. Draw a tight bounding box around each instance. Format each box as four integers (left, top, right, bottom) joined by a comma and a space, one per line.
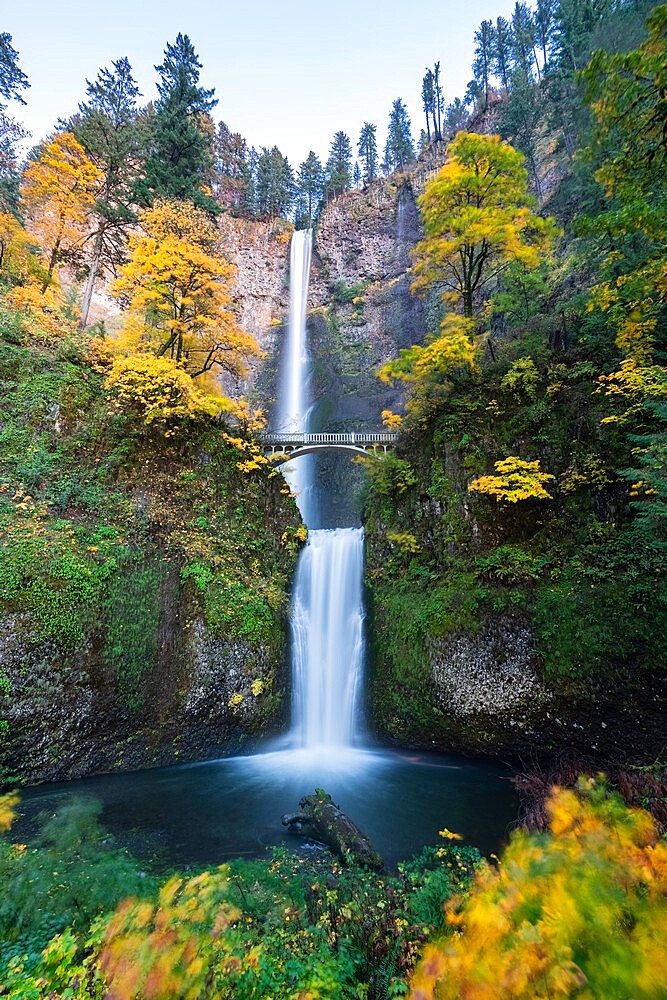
276, 229, 315, 526
276, 229, 366, 751
277, 229, 312, 435
290, 527, 365, 748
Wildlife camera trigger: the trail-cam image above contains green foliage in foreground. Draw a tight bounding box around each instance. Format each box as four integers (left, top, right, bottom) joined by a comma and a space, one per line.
1, 784, 665, 999
0, 793, 480, 1000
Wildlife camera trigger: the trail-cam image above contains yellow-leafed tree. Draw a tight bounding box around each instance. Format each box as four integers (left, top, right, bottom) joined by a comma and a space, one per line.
21, 131, 102, 293
111, 199, 260, 380
468, 456, 556, 502
410, 779, 667, 1000
412, 132, 556, 319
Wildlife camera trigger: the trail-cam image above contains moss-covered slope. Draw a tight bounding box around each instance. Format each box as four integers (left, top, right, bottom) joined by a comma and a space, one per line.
363, 338, 666, 761
0, 334, 303, 784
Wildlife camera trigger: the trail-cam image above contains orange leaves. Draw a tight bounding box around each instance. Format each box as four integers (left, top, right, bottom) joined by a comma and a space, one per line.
0, 791, 19, 833
111, 198, 260, 381
21, 131, 102, 285
469, 457, 555, 503
409, 780, 667, 1000
100, 867, 240, 1000
104, 354, 221, 435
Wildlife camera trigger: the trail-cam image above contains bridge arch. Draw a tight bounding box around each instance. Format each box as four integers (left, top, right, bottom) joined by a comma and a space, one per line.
259, 431, 397, 464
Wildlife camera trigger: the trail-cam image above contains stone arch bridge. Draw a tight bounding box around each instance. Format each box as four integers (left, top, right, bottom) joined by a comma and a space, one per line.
259, 431, 397, 463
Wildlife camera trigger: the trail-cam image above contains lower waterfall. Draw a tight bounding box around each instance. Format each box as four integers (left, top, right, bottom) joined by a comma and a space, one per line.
289, 527, 365, 749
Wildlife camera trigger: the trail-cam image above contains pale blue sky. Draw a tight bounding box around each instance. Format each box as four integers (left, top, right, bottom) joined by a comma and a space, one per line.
4, 0, 517, 167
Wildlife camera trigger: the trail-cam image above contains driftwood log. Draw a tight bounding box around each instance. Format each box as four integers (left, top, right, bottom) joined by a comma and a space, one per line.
281, 789, 383, 870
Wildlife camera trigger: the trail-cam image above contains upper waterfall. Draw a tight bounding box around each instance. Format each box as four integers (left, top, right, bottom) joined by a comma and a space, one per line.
275, 229, 314, 525
276, 229, 312, 436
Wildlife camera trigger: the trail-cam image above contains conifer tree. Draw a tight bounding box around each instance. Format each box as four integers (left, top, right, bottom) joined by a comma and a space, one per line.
256, 146, 294, 217
0, 34, 28, 215
383, 99, 415, 174
444, 98, 469, 136
493, 16, 513, 91
433, 62, 444, 140
357, 122, 378, 184
421, 69, 436, 141
135, 34, 217, 211
535, 0, 556, 66
0, 33, 28, 107
353, 161, 361, 188
212, 121, 249, 213
498, 68, 544, 198
72, 57, 143, 328
244, 146, 260, 216
511, 2, 541, 79
473, 21, 495, 110
297, 151, 324, 226
325, 131, 352, 198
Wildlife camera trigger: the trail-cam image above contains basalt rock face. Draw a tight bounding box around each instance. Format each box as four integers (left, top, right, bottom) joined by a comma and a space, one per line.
226, 179, 429, 428
308, 177, 427, 429
216, 215, 292, 402
0, 607, 289, 785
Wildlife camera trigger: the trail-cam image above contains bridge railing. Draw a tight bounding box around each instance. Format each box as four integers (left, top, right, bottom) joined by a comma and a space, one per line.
259, 431, 398, 445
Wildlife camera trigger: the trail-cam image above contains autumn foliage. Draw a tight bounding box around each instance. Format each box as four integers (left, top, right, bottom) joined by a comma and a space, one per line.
412, 132, 556, 319
468, 456, 556, 503
104, 354, 226, 435
111, 199, 259, 379
21, 131, 101, 291
410, 779, 667, 1000
100, 869, 240, 1000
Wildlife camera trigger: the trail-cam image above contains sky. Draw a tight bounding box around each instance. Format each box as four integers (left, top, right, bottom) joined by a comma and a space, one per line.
4, 0, 518, 168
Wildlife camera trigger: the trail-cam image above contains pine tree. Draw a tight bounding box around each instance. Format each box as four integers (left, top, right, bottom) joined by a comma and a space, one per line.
444, 98, 469, 136
511, 2, 541, 79
297, 151, 324, 226
357, 122, 378, 184
498, 68, 544, 199
0, 34, 28, 215
135, 34, 217, 211
325, 131, 352, 198
384, 99, 415, 174
421, 69, 435, 141
535, 0, 556, 66
473, 21, 495, 110
551, 0, 613, 72
493, 16, 513, 91
71, 57, 143, 328
212, 121, 250, 213
433, 62, 444, 140
0, 33, 28, 107
244, 146, 260, 217
353, 161, 361, 188
256, 146, 294, 217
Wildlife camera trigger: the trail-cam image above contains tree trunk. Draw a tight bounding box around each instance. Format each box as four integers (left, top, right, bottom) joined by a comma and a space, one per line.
80, 232, 103, 330
282, 790, 383, 870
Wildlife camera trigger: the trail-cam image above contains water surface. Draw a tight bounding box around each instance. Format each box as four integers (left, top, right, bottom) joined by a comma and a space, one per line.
16, 747, 518, 869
